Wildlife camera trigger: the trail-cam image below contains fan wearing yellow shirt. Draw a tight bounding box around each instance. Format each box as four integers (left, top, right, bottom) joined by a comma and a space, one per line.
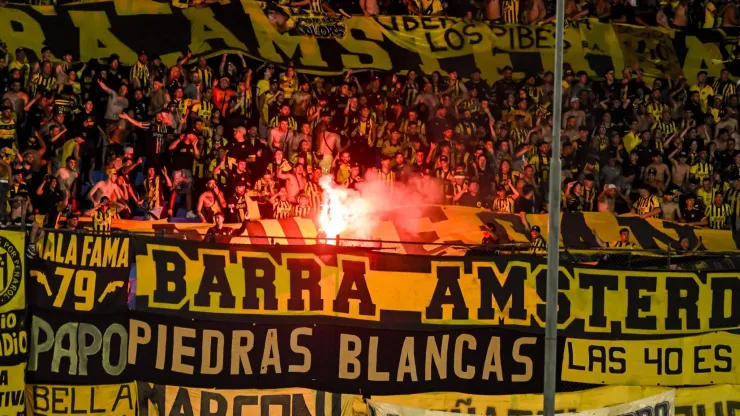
631, 185, 662, 219
690, 71, 714, 114
702, 193, 732, 230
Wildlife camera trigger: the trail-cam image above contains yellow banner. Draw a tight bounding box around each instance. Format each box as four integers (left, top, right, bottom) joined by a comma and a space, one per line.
369, 385, 740, 416
134, 236, 740, 336
0, 2, 736, 88
0, 363, 25, 414
562, 332, 739, 386
138, 384, 359, 416
25, 383, 137, 416
0, 231, 25, 314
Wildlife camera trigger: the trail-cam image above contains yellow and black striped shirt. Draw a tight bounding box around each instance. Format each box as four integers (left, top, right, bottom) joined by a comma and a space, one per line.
651, 119, 677, 136
492, 196, 515, 213
690, 162, 713, 181
194, 100, 214, 121
510, 127, 528, 150
92, 208, 116, 233
269, 115, 298, 131
273, 199, 293, 219
196, 67, 213, 89
378, 170, 395, 192
0, 118, 16, 143
724, 188, 740, 219
713, 80, 736, 102
501, 0, 520, 23
646, 100, 667, 121
530, 235, 546, 255
634, 195, 661, 215
528, 154, 550, 182
305, 181, 323, 210
583, 187, 597, 212
30, 74, 56, 95
705, 203, 732, 229
130, 61, 150, 88
293, 204, 312, 218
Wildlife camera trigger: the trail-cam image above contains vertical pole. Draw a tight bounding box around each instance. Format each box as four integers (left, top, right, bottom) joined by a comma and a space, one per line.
544, 0, 566, 414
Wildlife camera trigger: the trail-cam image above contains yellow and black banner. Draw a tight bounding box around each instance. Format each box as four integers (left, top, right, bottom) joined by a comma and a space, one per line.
562, 332, 739, 386
370, 385, 740, 416
0, 363, 26, 414
31, 231, 130, 313
26, 383, 137, 416
137, 383, 358, 416
1, 1, 739, 83
0, 231, 25, 314
97, 208, 739, 256
133, 236, 740, 337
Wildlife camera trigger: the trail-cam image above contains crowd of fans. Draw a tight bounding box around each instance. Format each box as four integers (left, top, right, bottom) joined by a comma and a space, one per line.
0, 2, 740, 236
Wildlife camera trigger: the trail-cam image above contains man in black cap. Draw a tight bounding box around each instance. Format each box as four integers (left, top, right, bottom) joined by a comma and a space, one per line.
465, 68, 490, 100
632, 184, 661, 219
682, 194, 703, 224
492, 65, 516, 102
205, 211, 249, 243
528, 224, 547, 256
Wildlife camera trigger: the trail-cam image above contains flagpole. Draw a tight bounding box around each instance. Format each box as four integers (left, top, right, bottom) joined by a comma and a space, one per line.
543, 0, 566, 414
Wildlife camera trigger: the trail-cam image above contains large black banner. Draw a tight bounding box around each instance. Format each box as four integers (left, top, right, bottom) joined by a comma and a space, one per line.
27, 308, 130, 385
128, 311, 555, 395
30, 231, 130, 313
3, 1, 740, 81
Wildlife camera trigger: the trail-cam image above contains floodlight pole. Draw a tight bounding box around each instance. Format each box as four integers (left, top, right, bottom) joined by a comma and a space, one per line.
543, 0, 566, 414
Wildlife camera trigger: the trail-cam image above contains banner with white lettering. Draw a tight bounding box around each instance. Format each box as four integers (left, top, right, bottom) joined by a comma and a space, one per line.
26, 383, 137, 416
368, 391, 675, 416
31, 231, 130, 312
127, 311, 553, 395
136, 383, 358, 416
27, 308, 130, 385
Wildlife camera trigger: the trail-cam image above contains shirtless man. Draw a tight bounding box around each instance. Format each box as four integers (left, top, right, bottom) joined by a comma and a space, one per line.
525, 0, 546, 24
668, 149, 690, 188
485, 0, 501, 20
87, 169, 125, 209
54, 157, 78, 199
277, 163, 307, 202
644, 152, 671, 186
197, 178, 226, 224
315, 116, 342, 174
286, 122, 310, 161
268, 119, 294, 152
2, 80, 28, 117
289, 82, 312, 122
360, 0, 379, 15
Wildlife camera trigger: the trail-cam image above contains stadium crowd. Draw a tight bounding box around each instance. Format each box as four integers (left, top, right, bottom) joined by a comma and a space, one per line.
0, 1, 739, 236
